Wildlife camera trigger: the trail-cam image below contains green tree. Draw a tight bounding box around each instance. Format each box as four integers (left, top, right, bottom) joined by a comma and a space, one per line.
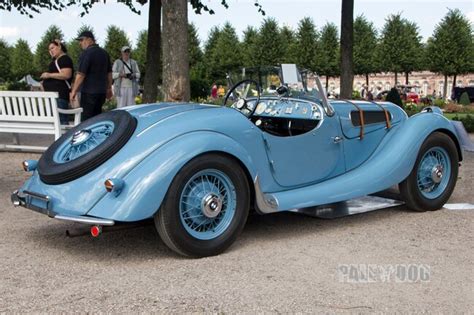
378, 13, 422, 86
10, 39, 35, 80
427, 9, 474, 98
400, 21, 423, 84
104, 25, 131, 62
188, 23, 203, 72
353, 15, 378, 86
294, 17, 319, 72
241, 26, 259, 67
67, 25, 95, 70
204, 22, 242, 82
0, 39, 12, 82
280, 25, 297, 64
203, 26, 222, 81
33, 25, 63, 75
188, 23, 207, 99
255, 18, 285, 66
134, 30, 148, 84
319, 22, 340, 89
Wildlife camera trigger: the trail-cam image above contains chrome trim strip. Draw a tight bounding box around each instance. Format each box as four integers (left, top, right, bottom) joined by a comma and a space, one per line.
23, 190, 50, 202
54, 214, 115, 226
254, 175, 280, 214
11, 190, 114, 226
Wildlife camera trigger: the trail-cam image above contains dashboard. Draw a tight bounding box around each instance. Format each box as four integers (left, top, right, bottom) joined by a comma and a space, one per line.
248, 97, 324, 137
251, 98, 323, 120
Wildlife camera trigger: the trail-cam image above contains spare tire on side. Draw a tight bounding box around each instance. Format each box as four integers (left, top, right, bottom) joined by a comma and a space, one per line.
38, 110, 137, 185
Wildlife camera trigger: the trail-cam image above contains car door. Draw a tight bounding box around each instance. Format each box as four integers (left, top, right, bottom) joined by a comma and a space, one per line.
262, 114, 345, 188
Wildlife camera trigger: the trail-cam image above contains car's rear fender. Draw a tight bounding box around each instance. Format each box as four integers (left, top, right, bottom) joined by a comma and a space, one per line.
87, 131, 257, 222
266, 112, 462, 211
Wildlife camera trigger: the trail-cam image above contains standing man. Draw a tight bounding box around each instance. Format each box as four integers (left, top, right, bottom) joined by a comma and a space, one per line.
112, 46, 140, 108
70, 31, 112, 121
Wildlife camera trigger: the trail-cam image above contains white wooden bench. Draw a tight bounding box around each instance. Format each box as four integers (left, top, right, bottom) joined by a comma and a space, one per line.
0, 91, 83, 151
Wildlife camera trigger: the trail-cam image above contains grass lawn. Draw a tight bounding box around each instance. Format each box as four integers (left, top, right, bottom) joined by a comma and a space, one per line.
444, 113, 471, 120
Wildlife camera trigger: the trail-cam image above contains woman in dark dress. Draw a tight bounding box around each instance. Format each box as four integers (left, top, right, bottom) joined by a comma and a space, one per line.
40, 39, 73, 124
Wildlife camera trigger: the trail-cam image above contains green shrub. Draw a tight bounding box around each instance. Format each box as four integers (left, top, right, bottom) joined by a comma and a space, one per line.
386, 88, 403, 108
6, 81, 29, 91
102, 99, 117, 112
459, 91, 471, 106
404, 102, 420, 116
452, 114, 474, 133
433, 98, 446, 108
352, 90, 361, 99
190, 78, 209, 100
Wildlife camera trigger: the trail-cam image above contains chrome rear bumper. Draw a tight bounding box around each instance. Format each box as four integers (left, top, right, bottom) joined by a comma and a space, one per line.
11, 190, 115, 226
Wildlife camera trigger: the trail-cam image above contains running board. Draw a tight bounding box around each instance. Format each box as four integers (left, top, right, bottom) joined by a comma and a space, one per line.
290, 195, 404, 219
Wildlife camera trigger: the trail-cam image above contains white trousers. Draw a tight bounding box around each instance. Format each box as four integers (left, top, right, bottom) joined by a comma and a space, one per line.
116, 87, 136, 108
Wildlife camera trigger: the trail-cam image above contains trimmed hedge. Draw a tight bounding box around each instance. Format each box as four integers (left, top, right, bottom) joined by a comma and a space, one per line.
459, 92, 471, 106
452, 114, 474, 133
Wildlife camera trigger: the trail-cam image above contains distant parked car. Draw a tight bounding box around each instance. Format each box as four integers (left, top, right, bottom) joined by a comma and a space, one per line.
397, 84, 420, 103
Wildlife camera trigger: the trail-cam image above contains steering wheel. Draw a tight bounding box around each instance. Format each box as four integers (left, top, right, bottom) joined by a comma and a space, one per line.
223, 79, 260, 117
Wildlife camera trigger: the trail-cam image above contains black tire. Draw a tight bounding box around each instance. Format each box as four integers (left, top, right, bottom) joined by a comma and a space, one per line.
38, 110, 137, 185
155, 154, 250, 257
399, 132, 458, 211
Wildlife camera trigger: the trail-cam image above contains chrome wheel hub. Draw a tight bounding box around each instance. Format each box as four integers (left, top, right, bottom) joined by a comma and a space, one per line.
71, 129, 92, 146
431, 165, 443, 184
202, 193, 223, 218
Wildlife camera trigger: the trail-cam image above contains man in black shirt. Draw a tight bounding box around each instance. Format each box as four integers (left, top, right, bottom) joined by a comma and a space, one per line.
70, 31, 112, 121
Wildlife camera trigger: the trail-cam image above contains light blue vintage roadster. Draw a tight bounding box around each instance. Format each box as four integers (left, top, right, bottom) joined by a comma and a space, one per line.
12, 64, 462, 257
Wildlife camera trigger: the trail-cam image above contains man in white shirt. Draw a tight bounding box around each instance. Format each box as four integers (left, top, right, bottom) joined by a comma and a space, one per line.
112, 46, 140, 108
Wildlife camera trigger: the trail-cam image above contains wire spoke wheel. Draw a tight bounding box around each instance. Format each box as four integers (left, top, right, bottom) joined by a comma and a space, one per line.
38, 111, 137, 185
53, 121, 115, 163
416, 147, 450, 199
179, 169, 236, 240
155, 154, 250, 257
399, 132, 458, 211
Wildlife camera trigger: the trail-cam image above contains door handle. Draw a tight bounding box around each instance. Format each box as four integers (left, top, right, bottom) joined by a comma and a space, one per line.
333, 136, 343, 143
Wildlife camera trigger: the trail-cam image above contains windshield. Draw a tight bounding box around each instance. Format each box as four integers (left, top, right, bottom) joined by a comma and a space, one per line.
228, 64, 324, 101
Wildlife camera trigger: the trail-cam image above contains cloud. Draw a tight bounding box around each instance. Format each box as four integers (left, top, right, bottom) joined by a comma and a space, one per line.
467, 11, 474, 24
55, 10, 81, 21
0, 26, 21, 38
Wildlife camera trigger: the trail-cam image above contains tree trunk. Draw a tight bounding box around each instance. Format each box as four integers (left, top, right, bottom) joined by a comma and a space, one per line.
453, 74, 457, 88
162, 0, 190, 102
365, 73, 369, 87
394, 72, 398, 87
443, 74, 448, 99
326, 76, 329, 91
142, 0, 161, 103
405, 72, 409, 84
339, 0, 354, 99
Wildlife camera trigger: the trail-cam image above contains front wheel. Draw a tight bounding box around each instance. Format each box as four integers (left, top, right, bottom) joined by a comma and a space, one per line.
399, 132, 459, 211
155, 154, 250, 257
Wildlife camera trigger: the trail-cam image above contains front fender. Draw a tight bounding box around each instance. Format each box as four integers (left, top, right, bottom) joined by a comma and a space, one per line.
271, 112, 461, 210
87, 131, 256, 221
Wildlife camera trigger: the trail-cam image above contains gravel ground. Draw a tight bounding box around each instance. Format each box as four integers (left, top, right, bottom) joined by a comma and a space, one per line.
0, 136, 473, 313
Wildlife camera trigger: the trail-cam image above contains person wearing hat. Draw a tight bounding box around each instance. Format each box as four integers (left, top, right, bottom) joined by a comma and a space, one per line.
70, 30, 112, 121
112, 46, 140, 108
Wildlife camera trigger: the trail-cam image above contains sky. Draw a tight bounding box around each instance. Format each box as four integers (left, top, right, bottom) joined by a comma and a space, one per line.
0, 0, 473, 50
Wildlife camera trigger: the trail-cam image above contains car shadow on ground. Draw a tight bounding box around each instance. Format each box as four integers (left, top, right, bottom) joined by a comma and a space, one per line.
23, 205, 408, 260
